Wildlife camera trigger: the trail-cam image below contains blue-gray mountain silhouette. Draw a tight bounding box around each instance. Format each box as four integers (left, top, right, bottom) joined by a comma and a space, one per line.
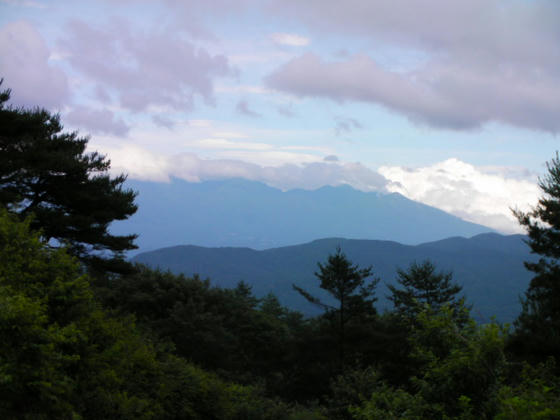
133, 233, 534, 323
113, 178, 494, 253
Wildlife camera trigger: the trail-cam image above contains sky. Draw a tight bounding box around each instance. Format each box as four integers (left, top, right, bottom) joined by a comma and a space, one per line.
1, 0, 559, 233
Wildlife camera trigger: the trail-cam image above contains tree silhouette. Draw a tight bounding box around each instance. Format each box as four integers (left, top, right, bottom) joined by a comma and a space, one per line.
512, 153, 560, 362
293, 247, 379, 368
0, 83, 137, 274
388, 260, 469, 325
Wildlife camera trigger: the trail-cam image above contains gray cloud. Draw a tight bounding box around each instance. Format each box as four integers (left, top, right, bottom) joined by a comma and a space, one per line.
60, 19, 233, 114
109, 0, 255, 39
94, 85, 111, 103
334, 116, 362, 136
276, 103, 295, 117
236, 99, 261, 117
267, 52, 560, 132
0, 21, 69, 109
268, 0, 560, 68
264, 0, 560, 132
65, 106, 130, 136
152, 114, 175, 129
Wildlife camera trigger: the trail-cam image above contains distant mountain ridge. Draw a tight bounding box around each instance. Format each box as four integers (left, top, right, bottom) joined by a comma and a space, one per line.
133, 233, 535, 323
112, 178, 494, 253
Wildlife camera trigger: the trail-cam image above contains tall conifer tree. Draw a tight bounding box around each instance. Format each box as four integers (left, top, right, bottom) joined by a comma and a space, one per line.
0, 83, 137, 274
293, 247, 379, 368
388, 260, 468, 324
512, 153, 560, 362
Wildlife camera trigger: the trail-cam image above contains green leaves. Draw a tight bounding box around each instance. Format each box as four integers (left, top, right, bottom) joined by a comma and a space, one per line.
495, 361, 560, 420
352, 306, 509, 420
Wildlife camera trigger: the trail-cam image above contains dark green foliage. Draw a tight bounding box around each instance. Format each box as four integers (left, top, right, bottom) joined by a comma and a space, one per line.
98, 266, 307, 392
361, 312, 416, 388
388, 260, 470, 325
495, 360, 560, 419
0, 209, 327, 419
353, 306, 509, 420
0, 84, 137, 274
351, 381, 432, 420
293, 247, 379, 369
512, 153, 560, 363
327, 367, 380, 419
0, 209, 156, 418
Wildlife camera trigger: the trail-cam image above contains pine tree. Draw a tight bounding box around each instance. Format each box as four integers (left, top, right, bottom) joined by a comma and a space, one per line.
293, 247, 379, 368
512, 153, 560, 362
0, 83, 137, 274
388, 260, 469, 324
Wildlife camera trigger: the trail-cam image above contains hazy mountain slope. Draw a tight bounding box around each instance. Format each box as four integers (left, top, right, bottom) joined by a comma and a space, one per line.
134, 233, 535, 323
112, 178, 494, 253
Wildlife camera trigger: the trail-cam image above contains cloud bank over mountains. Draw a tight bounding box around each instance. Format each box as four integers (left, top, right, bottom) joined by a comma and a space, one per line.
103, 145, 388, 192
379, 159, 539, 233
102, 143, 538, 234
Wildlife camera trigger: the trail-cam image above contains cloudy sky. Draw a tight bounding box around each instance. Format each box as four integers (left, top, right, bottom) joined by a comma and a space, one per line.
1, 0, 559, 233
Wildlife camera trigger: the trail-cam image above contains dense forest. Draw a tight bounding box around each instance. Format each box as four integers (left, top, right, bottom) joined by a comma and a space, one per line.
1, 84, 560, 419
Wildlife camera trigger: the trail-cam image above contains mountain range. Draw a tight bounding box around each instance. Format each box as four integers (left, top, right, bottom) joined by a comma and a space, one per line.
133, 233, 536, 323
112, 178, 494, 253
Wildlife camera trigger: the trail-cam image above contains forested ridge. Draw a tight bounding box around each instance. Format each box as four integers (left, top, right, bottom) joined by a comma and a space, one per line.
133, 233, 534, 323
1, 85, 560, 419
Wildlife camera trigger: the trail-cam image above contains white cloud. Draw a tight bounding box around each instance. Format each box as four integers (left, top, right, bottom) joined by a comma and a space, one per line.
195, 138, 273, 150
95, 144, 387, 191
379, 159, 540, 233
212, 131, 248, 139
270, 33, 310, 47
102, 145, 173, 182
212, 150, 321, 167
188, 119, 213, 127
